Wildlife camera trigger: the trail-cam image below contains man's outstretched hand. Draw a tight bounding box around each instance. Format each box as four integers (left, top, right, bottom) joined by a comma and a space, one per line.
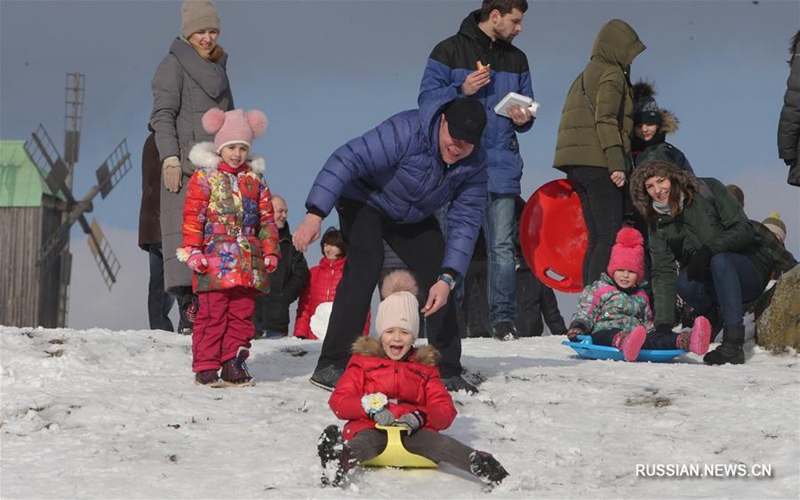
292, 213, 323, 252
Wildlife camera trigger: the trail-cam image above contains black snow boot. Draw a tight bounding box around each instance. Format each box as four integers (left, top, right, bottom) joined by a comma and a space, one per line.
703, 324, 745, 365
470, 451, 509, 485
318, 425, 343, 487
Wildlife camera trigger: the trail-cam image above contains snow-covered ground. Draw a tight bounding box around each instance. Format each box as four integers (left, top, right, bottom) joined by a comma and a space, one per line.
1, 323, 798, 499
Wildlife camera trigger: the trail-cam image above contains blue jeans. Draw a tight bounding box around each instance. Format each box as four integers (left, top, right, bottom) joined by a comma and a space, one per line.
676, 252, 765, 327
484, 193, 517, 327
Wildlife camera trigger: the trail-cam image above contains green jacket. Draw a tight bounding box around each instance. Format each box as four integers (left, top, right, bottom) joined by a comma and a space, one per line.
553, 19, 645, 173
647, 178, 778, 326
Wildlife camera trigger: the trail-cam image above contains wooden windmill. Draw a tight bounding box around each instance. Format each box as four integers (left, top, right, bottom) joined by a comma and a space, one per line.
0, 72, 132, 328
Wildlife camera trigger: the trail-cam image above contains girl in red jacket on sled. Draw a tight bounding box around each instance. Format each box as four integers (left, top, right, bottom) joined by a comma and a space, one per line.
316, 270, 508, 487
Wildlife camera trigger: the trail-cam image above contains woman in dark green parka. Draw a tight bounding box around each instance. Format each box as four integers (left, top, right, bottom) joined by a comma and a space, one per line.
629, 161, 797, 365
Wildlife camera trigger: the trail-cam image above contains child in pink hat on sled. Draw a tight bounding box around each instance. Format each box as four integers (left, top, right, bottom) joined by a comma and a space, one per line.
178, 107, 280, 386
567, 227, 711, 361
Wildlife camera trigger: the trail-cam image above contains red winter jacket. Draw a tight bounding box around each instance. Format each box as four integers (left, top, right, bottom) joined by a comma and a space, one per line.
328, 337, 457, 441
293, 256, 370, 339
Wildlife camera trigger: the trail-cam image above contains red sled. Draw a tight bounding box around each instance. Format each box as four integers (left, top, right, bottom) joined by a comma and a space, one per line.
519, 179, 587, 293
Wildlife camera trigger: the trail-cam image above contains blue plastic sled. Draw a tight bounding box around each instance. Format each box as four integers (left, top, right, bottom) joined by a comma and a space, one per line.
562, 335, 685, 363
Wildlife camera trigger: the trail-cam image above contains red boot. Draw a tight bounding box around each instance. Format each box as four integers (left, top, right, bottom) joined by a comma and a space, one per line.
689, 316, 711, 355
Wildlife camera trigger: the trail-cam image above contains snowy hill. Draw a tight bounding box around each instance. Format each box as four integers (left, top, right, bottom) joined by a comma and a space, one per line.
1, 325, 798, 499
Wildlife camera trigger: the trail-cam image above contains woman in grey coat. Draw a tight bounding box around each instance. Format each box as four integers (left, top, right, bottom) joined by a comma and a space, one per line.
150, 0, 234, 331
778, 29, 800, 187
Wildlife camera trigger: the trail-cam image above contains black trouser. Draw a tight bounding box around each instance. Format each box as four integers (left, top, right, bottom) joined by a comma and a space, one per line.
147, 243, 176, 332
593, 328, 679, 350
567, 166, 623, 286
315, 198, 463, 378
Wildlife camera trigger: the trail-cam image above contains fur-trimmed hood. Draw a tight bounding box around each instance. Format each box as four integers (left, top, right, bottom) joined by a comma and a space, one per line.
351, 337, 440, 366
629, 160, 698, 220
632, 80, 679, 135
188, 141, 266, 175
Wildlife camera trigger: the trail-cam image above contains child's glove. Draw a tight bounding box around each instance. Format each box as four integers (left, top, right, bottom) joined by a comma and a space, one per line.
362, 393, 393, 425
566, 326, 585, 342
395, 410, 426, 434
264, 254, 279, 273
186, 252, 208, 274
370, 408, 396, 426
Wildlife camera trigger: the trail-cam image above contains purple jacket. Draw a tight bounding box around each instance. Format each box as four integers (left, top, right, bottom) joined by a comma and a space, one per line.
304, 98, 488, 276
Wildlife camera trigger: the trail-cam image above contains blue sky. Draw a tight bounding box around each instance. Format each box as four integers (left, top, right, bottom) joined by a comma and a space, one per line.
1, 0, 798, 329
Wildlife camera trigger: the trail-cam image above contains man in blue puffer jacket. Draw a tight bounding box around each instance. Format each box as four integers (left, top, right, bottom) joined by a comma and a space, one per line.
419, 0, 534, 341
293, 97, 488, 394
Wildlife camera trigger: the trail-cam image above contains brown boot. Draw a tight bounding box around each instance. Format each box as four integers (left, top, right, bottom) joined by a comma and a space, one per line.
221, 347, 255, 386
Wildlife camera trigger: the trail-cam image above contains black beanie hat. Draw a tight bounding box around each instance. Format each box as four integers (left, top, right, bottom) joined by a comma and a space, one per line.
444, 99, 487, 145
633, 80, 662, 127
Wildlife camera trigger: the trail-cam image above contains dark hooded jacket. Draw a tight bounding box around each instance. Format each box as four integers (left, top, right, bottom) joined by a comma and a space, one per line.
778, 30, 800, 186
553, 19, 645, 173
419, 10, 534, 194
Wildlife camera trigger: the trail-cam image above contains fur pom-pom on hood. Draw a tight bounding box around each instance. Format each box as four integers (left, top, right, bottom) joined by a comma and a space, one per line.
351, 337, 440, 366
188, 142, 266, 174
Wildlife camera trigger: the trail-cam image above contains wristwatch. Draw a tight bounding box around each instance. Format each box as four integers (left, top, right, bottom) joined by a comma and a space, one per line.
437, 273, 456, 290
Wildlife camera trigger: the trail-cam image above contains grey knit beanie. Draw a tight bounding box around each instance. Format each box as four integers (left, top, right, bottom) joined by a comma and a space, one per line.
181, 0, 220, 39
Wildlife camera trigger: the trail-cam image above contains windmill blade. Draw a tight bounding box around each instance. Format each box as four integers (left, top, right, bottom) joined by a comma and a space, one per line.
38, 205, 93, 263
24, 125, 75, 202
95, 138, 132, 199
64, 72, 85, 167
86, 219, 120, 290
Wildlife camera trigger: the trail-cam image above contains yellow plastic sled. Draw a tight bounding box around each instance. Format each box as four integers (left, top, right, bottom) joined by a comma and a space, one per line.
360, 425, 438, 468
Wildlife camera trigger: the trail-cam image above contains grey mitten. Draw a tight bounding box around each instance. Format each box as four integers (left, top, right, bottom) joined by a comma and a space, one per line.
395, 410, 426, 434
370, 408, 395, 426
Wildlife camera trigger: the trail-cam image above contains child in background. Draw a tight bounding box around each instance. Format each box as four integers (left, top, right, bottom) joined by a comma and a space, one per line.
762, 212, 787, 245
178, 107, 280, 386
630, 80, 693, 172
317, 270, 508, 487
294, 228, 370, 339
567, 228, 711, 361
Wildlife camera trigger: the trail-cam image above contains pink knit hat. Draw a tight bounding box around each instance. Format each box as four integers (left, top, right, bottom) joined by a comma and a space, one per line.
375, 270, 420, 339
201, 108, 268, 153
607, 227, 645, 278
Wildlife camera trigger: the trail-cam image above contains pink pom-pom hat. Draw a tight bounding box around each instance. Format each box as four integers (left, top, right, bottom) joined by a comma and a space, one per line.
201, 108, 268, 153
607, 227, 645, 278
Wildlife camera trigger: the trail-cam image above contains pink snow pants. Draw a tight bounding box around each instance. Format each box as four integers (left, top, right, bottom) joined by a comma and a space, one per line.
192, 287, 256, 372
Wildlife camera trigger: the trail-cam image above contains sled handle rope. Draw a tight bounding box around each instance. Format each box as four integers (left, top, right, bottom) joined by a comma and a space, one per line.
360, 425, 438, 468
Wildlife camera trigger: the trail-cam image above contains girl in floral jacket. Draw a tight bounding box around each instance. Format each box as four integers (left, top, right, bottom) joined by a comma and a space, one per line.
567, 227, 711, 361
178, 107, 280, 386
316, 270, 508, 487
